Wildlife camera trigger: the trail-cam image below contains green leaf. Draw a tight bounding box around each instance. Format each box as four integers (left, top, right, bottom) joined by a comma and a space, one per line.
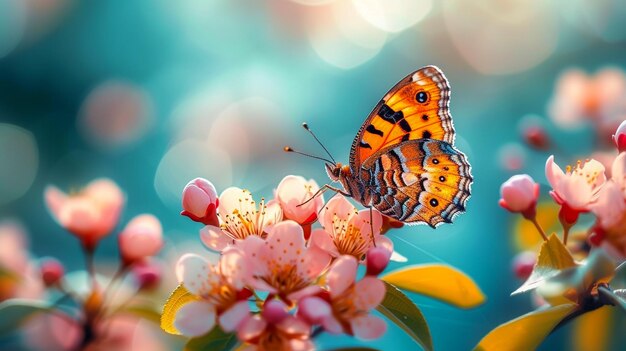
161, 285, 199, 335
381, 264, 485, 308
184, 327, 239, 351
0, 299, 54, 334
513, 233, 577, 295
473, 303, 578, 351
376, 282, 433, 351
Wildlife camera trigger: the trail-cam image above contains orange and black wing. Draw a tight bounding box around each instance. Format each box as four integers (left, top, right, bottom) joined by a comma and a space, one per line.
360, 139, 472, 227
349, 65, 455, 170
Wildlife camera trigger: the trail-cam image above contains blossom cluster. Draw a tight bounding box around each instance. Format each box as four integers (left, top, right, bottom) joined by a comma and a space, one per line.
0, 179, 166, 351
500, 120, 626, 272
172, 175, 397, 350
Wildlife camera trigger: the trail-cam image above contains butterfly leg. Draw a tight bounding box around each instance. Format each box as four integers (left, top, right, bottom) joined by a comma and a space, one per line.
297, 184, 350, 207
366, 205, 377, 248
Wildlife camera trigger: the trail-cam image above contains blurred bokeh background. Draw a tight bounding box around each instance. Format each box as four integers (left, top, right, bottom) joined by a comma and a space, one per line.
1, 0, 626, 350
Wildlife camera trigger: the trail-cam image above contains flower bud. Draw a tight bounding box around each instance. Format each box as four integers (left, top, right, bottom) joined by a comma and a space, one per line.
523, 125, 550, 150
512, 251, 536, 280
262, 299, 289, 324
275, 175, 324, 225
499, 174, 540, 219
40, 257, 64, 286
181, 178, 219, 226
131, 261, 162, 290
613, 120, 626, 153
118, 214, 163, 264
366, 246, 392, 276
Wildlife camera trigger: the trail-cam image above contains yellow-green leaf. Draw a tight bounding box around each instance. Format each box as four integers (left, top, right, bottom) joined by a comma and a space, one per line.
184, 327, 238, 351
572, 306, 612, 351
381, 264, 485, 308
474, 304, 578, 351
513, 233, 576, 295
376, 281, 432, 351
161, 285, 199, 335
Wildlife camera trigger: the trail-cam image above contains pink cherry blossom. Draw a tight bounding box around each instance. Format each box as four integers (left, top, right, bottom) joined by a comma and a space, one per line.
545, 155, 606, 223
200, 187, 282, 251
549, 68, 626, 136
499, 174, 539, 217
299, 255, 387, 340
238, 220, 330, 302
310, 195, 392, 261
44, 178, 125, 250
590, 153, 626, 255
275, 175, 324, 225
118, 214, 163, 264
0, 221, 44, 300
237, 311, 314, 351
181, 178, 219, 226
174, 249, 251, 337
614, 119, 626, 153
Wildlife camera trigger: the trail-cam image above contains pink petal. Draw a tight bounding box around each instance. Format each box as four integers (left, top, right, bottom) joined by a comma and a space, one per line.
218, 301, 250, 332
220, 248, 250, 290
237, 315, 267, 342
612, 152, 626, 188
351, 315, 387, 340
264, 220, 307, 263
309, 228, 340, 257
300, 245, 331, 279
262, 199, 284, 228
590, 181, 626, 230
177, 254, 215, 296
557, 176, 593, 210
545, 155, 565, 189
200, 225, 232, 252
353, 277, 386, 310
219, 187, 255, 217
322, 315, 344, 334
327, 255, 357, 297
174, 300, 216, 337
288, 285, 323, 301
182, 183, 213, 218
320, 195, 356, 230
236, 235, 268, 277
44, 185, 67, 220
298, 296, 332, 324
351, 209, 383, 238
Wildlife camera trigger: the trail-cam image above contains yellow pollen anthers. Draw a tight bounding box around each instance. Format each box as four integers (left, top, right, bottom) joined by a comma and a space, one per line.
264, 263, 308, 295
332, 285, 366, 320
220, 195, 272, 240
331, 215, 371, 259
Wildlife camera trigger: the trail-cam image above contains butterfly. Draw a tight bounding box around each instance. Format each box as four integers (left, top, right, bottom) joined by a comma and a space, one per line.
322, 65, 472, 228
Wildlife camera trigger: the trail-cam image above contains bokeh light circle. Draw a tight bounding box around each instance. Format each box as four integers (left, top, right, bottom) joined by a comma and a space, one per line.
78, 81, 154, 151
0, 0, 26, 59
352, 0, 432, 33
0, 124, 39, 205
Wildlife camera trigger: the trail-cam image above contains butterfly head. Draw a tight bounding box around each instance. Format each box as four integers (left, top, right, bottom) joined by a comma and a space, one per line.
325, 163, 341, 181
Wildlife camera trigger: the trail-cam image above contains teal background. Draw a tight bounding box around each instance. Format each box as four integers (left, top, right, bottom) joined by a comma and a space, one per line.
1, 0, 626, 350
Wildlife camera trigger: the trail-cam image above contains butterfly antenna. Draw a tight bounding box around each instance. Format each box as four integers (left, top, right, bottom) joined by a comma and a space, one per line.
284, 146, 334, 164
302, 122, 337, 164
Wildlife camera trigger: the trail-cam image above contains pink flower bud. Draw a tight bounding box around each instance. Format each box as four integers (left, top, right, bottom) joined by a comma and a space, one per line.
131, 261, 162, 290
499, 174, 539, 218
366, 247, 392, 276
512, 251, 536, 280
523, 125, 550, 150
40, 257, 64, 286
118, 214, 163, 264
262, 299, 289, 325
181, 178, 219, 226
613, 120, 626, 153
275, 175, 324, 225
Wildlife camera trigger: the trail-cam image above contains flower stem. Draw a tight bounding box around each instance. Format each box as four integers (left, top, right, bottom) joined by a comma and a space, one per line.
563, 224, 571, 245
529, 217, 548, 241
83, 246, 96, 287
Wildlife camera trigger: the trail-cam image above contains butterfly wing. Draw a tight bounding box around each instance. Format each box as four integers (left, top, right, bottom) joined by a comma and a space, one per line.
360, 139, 472, 227
349, 65, 455, 171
